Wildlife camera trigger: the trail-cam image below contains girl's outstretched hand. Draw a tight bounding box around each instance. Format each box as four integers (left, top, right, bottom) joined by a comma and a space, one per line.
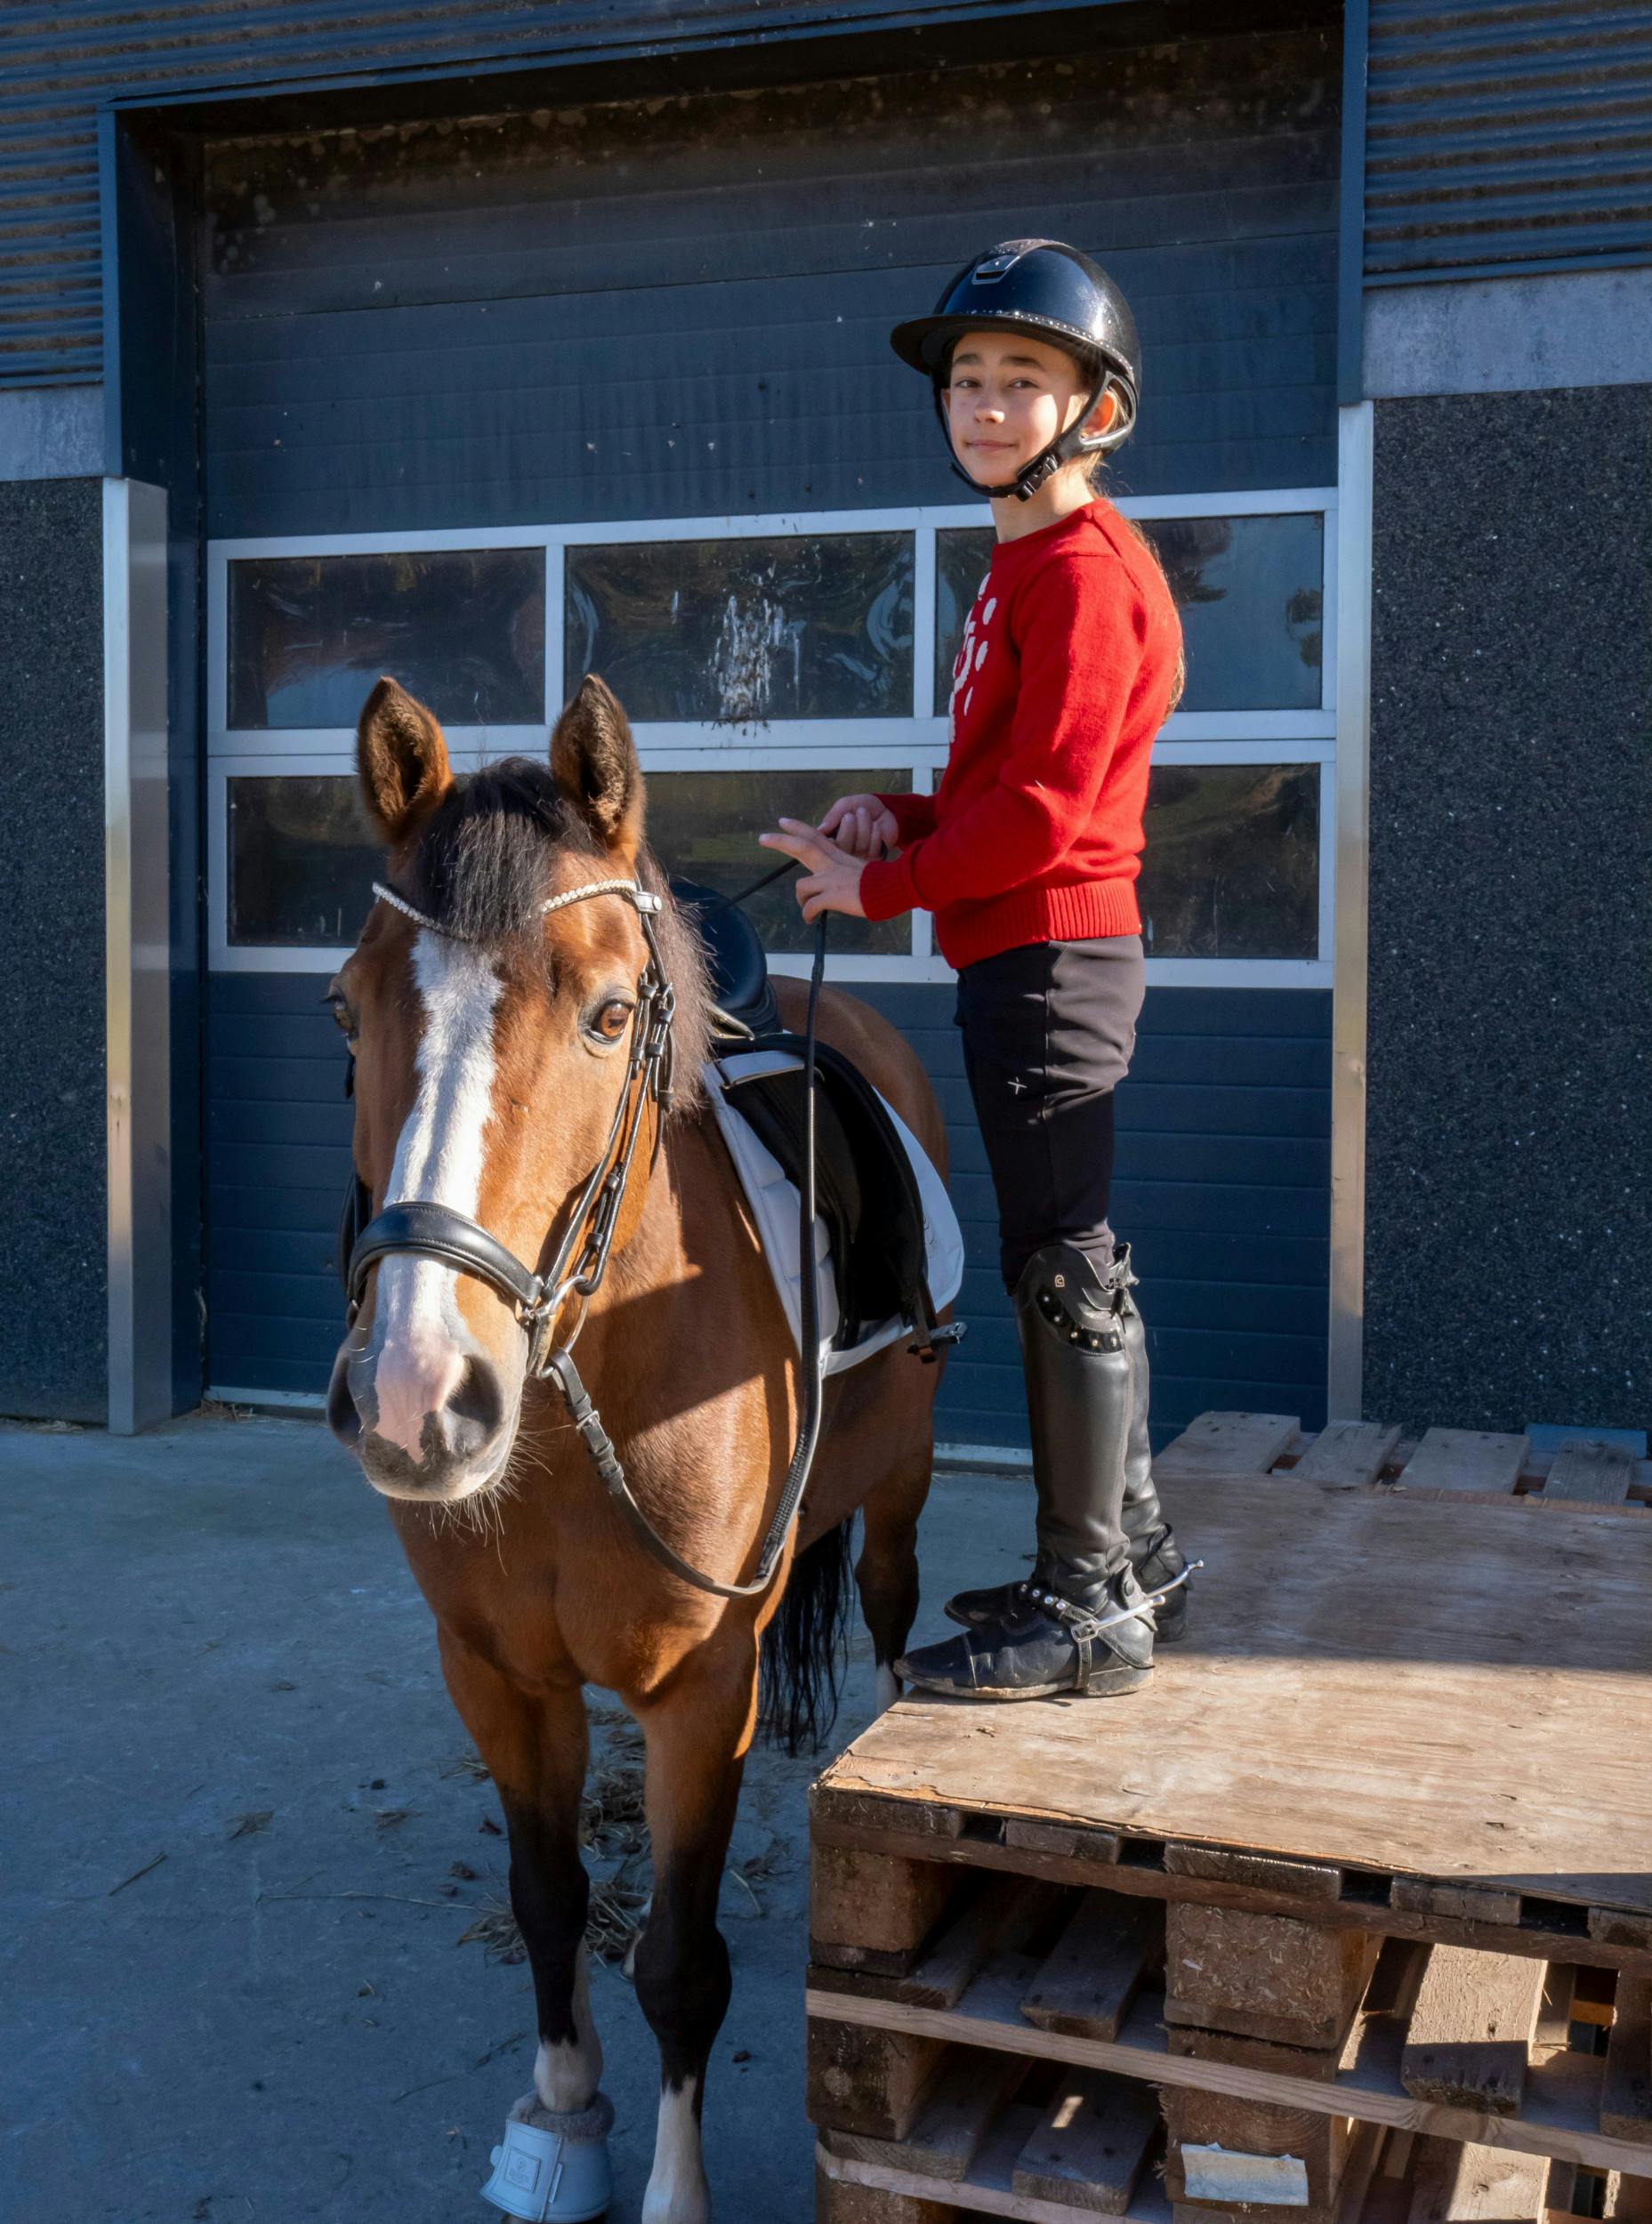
758, 818, 869, 923
818, 793, 899, 858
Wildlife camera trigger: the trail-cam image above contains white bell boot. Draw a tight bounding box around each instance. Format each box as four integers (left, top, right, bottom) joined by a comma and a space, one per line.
481, 2090, 614, 2221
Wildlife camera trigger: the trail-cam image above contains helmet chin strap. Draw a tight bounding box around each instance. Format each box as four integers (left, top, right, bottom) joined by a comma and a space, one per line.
939, 361, 1134, 503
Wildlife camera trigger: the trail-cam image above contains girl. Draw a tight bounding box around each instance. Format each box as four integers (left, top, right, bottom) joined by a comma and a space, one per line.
761, 238, 1190, 1701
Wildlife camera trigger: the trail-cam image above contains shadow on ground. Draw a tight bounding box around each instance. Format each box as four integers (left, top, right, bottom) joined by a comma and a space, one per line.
0, 1414, 1029, 2222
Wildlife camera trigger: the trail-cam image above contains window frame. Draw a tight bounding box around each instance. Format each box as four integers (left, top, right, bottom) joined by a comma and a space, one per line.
205, 488, 1338, 987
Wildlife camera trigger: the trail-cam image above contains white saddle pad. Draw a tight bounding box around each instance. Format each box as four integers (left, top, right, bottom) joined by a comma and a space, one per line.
704, 1052, 964, 1376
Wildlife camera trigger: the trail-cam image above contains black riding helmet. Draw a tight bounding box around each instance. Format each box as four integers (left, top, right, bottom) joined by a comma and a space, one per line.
890, 238, 1141, 502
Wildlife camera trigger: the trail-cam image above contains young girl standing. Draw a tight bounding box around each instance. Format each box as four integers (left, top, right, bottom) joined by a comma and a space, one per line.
761, 238, 1190, 1702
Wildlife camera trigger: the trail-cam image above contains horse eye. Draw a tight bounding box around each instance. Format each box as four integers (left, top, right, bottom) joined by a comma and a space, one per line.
583, 996, 633, 1047
325, 984, 358, 1045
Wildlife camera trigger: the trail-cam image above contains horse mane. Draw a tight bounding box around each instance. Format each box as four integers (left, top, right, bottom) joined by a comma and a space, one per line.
406, 756, 713, 1113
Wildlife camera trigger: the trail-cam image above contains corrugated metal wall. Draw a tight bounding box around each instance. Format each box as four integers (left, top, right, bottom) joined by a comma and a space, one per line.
199, 21, 1338, 1443
1366, 0, 1652, 278
0, 0, 1122, 385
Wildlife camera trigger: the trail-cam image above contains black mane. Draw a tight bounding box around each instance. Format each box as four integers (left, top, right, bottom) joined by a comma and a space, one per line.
405, 757, 713, 1108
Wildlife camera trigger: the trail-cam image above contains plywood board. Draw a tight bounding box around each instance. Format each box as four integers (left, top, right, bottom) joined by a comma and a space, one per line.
816, 1476, 1652, 1920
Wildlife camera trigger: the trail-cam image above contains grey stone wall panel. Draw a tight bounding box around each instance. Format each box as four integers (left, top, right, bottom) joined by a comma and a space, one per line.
1366, 386, 1652, 1432
0, 479, 107, 1419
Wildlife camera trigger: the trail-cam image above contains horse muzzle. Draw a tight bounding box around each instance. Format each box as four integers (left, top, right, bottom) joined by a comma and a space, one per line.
327, 1313, 523, 1502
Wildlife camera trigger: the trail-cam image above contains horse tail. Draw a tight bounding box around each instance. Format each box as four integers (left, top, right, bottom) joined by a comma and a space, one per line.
756, 1518, 854, 1756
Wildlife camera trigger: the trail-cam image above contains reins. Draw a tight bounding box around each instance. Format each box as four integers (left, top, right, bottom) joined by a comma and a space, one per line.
345, 869, 828, 1602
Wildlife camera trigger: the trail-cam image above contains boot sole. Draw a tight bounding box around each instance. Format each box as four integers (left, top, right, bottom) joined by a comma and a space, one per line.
899, 1662, 1153, 1702
943, 1600, 1189, 1643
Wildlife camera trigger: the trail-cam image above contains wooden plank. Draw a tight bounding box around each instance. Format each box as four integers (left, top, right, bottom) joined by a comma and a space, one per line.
1406, 2137, 1547, 2224
895, 1881, 1068, 2013
805, 1958, 1652, 2178
1005, 1817, 1122, 1867
1020, 1893, 1158, 2043
1391, 1882, 1525, 1928
1601, 1975, 1652, 2146
1398, 1431, 1530, 1496
1011, 2070, 1160, 2214
1165, 1844, 1344, 1902
818, 2105, 1178, 2224
824, 2045, 1032, 2183
1166, 1905, 1383, 2048
1401, 1948, 1546, 2117
1543, 1441, 1635, 1505
1294, 1422, 1404, 1488
814, 1477, 1652, 1927
812, 1845, 963, 1972
1155, 1413, 1302, 1479
814, 2163, 955, 2224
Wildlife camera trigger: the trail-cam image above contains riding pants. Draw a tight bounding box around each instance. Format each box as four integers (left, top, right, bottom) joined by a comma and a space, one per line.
955, 934, 1146, 1293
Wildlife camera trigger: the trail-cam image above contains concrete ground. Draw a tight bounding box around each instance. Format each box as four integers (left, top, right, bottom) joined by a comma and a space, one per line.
1, 1414, 1031, 2223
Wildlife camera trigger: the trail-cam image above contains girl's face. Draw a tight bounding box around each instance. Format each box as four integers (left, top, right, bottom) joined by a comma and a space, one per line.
943, 329, 1115, 484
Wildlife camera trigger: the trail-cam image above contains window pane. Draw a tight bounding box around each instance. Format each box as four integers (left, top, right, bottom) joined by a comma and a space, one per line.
1144, 514, 1323, 712
228, 775, 381, 947
1140, 764, 1319, 960
566, 535, 914, 722
646, 769, 913, 956
934, 513, 1324, 715
229, 549, 545, 729
935, 526, 996, 713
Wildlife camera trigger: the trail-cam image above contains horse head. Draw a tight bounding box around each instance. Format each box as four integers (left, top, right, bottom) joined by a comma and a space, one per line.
326, 673, 708, 1502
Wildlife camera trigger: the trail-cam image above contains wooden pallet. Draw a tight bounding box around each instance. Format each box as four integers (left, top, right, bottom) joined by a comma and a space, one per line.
1154, 1411, 1649, 1513
810, 1423, 1652, 2220
813, 1476, 1652, 1965
809, 1888, 1652, 2180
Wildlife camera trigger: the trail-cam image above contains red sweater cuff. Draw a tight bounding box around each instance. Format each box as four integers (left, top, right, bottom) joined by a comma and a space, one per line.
858, 851, 919, 922
879, 792, 938, 844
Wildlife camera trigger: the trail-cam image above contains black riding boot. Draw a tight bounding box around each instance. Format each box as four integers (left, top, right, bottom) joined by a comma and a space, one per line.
944, 1245, 1191, 1642
898, 1243, 1155, 1700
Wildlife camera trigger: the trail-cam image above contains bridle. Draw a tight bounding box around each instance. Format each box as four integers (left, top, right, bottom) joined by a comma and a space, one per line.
344, 874, 826, 1601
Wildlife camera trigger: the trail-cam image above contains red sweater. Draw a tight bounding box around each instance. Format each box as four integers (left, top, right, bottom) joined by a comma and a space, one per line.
860, 498, 1181, 970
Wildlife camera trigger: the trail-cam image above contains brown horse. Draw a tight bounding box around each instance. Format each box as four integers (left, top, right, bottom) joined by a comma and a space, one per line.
325, 673, 947, 2221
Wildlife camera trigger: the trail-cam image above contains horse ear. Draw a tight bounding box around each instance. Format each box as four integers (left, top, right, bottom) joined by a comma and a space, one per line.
356, 676, 454, 844
552, 674, 643, 852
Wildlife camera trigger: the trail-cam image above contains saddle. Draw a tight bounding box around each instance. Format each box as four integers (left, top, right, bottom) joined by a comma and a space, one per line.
674, 882, 963, 1367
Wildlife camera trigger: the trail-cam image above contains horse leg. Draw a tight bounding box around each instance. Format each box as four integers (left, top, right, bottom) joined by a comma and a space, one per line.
438, 1632, 601, 2113
852, 1410, 931, 1712
631, 1655, 753, 2224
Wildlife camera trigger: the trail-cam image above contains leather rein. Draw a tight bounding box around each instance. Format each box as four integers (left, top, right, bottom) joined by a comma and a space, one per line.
345, 874, 826, 1601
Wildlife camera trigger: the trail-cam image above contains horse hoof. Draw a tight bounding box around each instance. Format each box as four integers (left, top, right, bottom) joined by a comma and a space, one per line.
481, 2094, 614, 2220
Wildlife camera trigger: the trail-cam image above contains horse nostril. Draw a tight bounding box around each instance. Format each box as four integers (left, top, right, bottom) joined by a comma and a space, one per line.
441, 1354, 507, 1462
326, 1344, 364, 1449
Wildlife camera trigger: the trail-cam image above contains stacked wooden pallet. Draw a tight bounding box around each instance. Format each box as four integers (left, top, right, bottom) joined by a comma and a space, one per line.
1148, 1411, 1648, 1512
807, 1430, 1652, 2224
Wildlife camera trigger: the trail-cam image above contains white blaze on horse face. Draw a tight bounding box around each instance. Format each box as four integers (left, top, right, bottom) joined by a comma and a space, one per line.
535, 1946, 604, 2112
371, 934, 504, 1459
641, 2078, 709, 2224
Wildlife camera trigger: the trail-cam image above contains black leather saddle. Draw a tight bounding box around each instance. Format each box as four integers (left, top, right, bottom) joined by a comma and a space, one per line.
673, 881, 957, 1364
671, 879, 780, 1036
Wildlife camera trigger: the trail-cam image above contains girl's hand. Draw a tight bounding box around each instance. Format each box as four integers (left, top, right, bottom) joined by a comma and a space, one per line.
818, 793, 899, 859
758, 818, 868, 922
